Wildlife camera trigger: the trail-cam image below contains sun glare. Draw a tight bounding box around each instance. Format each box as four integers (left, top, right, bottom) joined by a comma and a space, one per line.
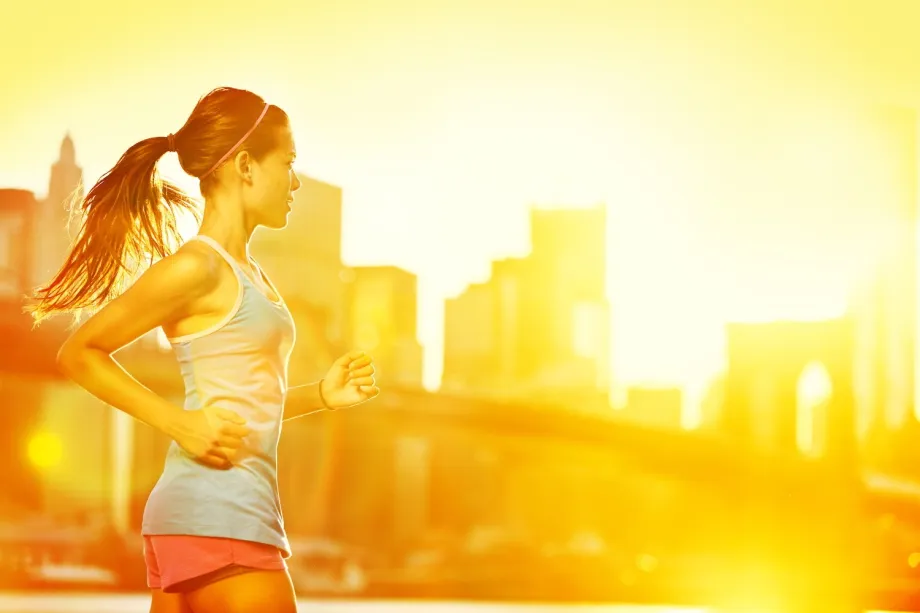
27, 431, 63, 469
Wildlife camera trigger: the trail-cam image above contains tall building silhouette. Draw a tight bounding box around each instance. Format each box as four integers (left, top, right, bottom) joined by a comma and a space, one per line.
442, 206, 610, 408
344, 265, 423, 387
0, 189, 37, 298
527, 206, 609, 393
35, 133, 83, 287
0, 134, 83, 299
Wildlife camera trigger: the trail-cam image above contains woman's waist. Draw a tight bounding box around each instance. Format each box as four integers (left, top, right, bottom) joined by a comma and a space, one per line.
179, 392, 285, 424
180, 374, 286, 402
167, 423, 279, 459
162, 448, 279, 488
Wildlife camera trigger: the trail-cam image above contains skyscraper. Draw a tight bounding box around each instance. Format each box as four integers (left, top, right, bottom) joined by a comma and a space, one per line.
443, 206, 610, 408
0, 189, 36, 299
35, 134, 83, 288
344, 265, 423, 387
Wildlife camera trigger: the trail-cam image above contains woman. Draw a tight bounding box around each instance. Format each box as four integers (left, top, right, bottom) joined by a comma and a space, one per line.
30, 87, 379, 613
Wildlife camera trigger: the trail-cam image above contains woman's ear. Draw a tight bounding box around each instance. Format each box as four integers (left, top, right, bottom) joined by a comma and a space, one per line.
233, 150, 254, 182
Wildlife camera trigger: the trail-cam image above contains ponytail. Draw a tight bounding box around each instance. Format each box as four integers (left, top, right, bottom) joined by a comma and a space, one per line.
28, 136, 200, 325
29, 86, 289, 325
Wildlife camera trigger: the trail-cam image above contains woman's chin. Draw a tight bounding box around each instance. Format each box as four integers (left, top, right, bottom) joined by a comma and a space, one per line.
261, 210, 292, 231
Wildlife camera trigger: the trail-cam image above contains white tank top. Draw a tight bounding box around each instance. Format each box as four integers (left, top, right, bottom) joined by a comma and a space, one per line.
141, 234, 296, 556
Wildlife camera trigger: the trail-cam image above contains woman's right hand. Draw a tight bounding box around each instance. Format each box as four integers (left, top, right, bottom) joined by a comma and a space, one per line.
173, 407, 251, 469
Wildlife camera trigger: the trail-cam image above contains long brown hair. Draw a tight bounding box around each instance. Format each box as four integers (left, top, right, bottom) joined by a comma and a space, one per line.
28, 87, 289, 325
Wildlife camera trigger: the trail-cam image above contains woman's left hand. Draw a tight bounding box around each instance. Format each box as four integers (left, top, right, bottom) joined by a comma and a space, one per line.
320, 350, 380, 410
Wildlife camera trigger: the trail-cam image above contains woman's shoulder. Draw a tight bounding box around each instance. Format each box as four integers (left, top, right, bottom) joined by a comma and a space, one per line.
174, 239, 226, 275
136, 242, 224, 300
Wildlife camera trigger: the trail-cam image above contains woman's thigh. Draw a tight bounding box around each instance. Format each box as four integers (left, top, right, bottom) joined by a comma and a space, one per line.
184, 568, 297, 613
149, 589, 192, 613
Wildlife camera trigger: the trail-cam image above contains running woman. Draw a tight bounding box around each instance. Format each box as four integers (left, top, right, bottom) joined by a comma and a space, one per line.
30, 87, 380, 613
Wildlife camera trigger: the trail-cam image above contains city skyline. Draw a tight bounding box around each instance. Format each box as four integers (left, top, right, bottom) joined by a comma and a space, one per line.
0, 137, 603, 394
3, 106, 919, 417
6, 0, 920, 402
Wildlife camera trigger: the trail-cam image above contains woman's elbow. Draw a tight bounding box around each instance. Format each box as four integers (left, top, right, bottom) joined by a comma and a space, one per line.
56, 340, 89, 378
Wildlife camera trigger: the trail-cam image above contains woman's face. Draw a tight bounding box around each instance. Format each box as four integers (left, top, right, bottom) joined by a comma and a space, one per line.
243, 124, 301, 230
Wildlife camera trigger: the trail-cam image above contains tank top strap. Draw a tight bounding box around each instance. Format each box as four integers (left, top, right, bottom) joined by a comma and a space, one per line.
188, 235, 245, 277
247, 257, 285, 306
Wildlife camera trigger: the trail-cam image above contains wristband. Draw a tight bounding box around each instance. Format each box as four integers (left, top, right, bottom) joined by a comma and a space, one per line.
318, 379, 336, 411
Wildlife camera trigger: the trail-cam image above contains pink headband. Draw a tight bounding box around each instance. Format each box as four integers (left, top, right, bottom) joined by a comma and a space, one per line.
201, 102, 270, 179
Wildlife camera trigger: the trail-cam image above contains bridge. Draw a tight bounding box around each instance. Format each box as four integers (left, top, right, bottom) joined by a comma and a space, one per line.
1, 272, 919, 612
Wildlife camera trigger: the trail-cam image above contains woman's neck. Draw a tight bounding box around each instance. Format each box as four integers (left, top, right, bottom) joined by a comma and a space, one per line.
197, 200, 255, 264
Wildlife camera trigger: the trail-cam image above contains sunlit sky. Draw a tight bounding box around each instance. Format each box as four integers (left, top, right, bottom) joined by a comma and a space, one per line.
3, 0, 920, 402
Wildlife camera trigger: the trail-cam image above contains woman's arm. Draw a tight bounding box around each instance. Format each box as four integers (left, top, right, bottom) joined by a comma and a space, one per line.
56, 246, 249, 468
283, 381, 327, 421
283, 351, 379, 421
